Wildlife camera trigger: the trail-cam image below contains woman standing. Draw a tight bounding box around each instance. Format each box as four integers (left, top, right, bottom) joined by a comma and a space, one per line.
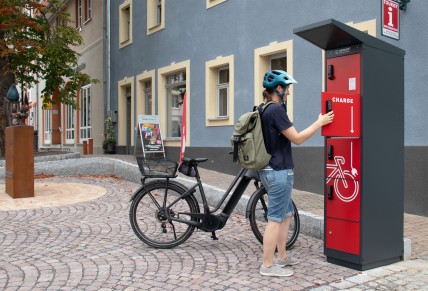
258, 70, 334, 277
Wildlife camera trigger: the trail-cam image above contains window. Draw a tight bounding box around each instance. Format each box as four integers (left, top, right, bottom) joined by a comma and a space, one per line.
85, 0, 92, 21
254, 40, 294, 120
147, 0, 165, 35
206, 0, 227, 9
76, 0, 82, 29
205, 55, 234, 126
66, 104, 74, 144
80, 85, 91, 140
270, 54, 287, 71
166, 71, 186, 138
119, 0, 132, 48
44, 110, 51, 144
118, 77, 135, 147
217, 67, 229, 117
158, 60, 190, 146
136, 70, 155, 119
144, 81, 153, 115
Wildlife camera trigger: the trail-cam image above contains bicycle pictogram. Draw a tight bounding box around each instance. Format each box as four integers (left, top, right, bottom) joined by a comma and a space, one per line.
326, 143, 359, 203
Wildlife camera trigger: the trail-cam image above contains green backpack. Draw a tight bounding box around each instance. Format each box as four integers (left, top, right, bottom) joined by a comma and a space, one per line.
231, 102, 274, 169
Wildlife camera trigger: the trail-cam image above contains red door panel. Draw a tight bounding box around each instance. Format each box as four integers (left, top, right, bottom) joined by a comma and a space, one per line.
322, 92, 360, 137
326, 53, 360, 94
325, 138, 360, 181
326, 218, 360, 255
325, 179, 360, 221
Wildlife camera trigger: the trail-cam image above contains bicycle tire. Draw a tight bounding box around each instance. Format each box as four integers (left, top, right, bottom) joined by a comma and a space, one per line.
129, 180, 200, 249
248, 187, 300, 250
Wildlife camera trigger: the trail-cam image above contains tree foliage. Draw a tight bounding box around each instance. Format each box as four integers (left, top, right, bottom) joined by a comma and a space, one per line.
0, 0, 95, 109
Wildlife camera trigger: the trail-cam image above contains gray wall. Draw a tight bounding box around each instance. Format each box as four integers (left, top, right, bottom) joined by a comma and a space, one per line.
109, 0, 428, 215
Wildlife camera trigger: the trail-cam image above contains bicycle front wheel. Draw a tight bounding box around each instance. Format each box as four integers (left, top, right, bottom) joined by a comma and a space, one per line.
248, 187, 300, 250
129, 180, 200, 249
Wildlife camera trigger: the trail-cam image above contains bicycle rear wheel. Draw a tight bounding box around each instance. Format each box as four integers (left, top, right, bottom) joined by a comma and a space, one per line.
129, 180, 200, 249
248, 187, 300, 250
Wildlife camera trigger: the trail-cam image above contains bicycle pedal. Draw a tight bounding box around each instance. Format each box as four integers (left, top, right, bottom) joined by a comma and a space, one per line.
211, 231, 218, 240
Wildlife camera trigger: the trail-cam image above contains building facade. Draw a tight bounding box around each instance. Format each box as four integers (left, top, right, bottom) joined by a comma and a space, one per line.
34, 0, 107, 154
106, 0, 427, 215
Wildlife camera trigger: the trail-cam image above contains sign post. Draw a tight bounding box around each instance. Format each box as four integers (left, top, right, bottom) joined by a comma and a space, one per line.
382, 0, 400, 40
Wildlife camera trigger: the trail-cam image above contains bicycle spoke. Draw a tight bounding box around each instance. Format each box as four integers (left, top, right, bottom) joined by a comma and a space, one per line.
146, 190, 162, 210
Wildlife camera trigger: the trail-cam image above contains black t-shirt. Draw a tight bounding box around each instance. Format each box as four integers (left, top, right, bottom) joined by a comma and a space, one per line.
260, 103, 294, 170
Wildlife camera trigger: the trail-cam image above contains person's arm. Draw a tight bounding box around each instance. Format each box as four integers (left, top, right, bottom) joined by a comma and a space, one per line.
282, 111, 334, 145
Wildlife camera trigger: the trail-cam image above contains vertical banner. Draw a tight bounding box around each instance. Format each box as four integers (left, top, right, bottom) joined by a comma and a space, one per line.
382, 0, 400, 40
138, 115, 165, 155
179, 92, 187, 164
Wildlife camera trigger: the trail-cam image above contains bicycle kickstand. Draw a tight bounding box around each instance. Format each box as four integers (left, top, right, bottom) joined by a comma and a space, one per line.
211, 231, 218, 240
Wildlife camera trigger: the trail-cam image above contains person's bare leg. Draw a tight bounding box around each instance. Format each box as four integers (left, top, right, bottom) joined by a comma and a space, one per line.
262, 220, 280, 267
276, 215, 292, 260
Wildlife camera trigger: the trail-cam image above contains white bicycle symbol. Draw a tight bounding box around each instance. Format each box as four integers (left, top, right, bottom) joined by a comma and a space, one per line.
326, 156, 359, 203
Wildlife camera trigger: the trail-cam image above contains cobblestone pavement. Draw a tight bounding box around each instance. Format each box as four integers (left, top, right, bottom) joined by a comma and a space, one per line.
1, 156, 428, 290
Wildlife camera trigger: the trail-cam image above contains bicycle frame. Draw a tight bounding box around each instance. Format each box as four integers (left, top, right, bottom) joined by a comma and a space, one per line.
141, 166, 260, 232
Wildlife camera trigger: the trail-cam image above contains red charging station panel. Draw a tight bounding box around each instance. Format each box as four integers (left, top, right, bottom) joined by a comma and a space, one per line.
325, 138, 360, 181
322, 92, 360, 137
326, 218, 360, 255
326, 53, 360, 94
325, 138, 361, 221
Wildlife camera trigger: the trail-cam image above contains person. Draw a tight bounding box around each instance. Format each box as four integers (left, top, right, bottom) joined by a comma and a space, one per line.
258, 70, 334, 277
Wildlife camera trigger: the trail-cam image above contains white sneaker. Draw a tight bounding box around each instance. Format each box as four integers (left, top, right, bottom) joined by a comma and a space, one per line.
260, 265, 294, 277
275, 256, 300, 267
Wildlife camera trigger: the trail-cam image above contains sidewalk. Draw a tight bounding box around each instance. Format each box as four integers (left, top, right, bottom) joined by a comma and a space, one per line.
0, 154, 427, 290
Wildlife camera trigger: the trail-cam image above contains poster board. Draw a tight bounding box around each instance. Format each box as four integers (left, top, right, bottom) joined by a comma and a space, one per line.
138, 115, 165, 156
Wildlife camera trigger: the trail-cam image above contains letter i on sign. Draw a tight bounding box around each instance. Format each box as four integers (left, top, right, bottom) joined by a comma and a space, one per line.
388, 7, 394, 27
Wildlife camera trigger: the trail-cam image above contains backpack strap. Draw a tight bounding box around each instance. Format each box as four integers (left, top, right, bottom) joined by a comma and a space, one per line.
232, 136, 241, 163
258, 100, 275, 116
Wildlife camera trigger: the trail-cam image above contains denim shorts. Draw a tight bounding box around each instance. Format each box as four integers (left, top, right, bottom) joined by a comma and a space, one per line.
259, 168, 295, 223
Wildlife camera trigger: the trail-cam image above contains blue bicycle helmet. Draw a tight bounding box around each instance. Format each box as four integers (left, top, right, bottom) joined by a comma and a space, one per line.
263, 70, 297, 89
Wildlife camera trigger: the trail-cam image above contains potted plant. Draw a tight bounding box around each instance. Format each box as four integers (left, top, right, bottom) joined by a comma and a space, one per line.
104, 117, 116, 154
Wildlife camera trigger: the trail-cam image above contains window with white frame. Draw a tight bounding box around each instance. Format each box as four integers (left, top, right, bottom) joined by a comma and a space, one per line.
166, 71, 186, 138
66, 104, 74, 144
217, 67, 229, 117
44, 110, 51, 144
76, 0, 82, 28
85, 0, 92, 21
80, 85, 91, 140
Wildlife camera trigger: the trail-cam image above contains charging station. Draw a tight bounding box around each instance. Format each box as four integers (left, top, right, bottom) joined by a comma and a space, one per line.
294, 19, 405, 270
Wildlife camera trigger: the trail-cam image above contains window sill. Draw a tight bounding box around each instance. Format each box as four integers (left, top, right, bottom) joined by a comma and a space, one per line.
207, 116, 229, 121
147, 23, 165, 35
164, 137, 181, 141
84, 18, 92, 25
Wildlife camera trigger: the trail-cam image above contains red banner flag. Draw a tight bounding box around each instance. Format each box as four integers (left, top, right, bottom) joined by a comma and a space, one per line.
179, 92, 187, 164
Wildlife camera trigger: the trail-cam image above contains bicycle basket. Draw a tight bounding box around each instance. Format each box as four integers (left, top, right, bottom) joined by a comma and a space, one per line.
136, 156, 178, 177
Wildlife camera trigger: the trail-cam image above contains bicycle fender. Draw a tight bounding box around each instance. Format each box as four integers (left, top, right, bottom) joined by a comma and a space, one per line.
129, 180, 190, 202
245, 187, 265, 219
130, 186, 145, 202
